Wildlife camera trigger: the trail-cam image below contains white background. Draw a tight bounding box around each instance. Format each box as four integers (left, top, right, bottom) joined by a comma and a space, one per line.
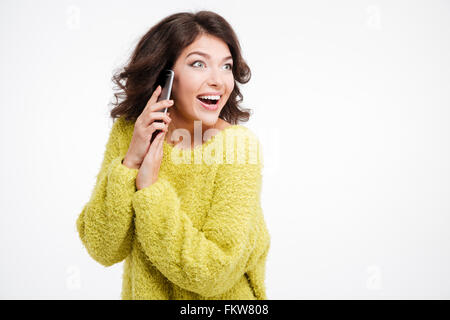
1, 0, 449, 299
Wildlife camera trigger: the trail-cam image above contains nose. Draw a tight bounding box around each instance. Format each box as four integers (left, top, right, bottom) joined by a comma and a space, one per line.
206, 67, 224, 88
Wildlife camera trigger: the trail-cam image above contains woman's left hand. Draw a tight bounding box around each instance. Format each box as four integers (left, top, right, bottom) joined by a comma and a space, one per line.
135, 130, 167, 191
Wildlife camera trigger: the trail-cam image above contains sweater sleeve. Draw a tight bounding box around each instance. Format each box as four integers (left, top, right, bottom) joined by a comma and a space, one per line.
131, 143, 263, 297
76, 118, 139, 267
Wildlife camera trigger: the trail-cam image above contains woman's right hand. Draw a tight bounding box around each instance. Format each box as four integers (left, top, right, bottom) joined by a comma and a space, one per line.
122, 85, 173, 169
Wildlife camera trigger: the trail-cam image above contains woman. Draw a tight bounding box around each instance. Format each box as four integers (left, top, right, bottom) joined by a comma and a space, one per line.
76, 10, 271, 300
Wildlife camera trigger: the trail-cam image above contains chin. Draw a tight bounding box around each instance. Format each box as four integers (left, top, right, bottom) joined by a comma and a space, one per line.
198, 116, 219, 127
196, 109, 221, 124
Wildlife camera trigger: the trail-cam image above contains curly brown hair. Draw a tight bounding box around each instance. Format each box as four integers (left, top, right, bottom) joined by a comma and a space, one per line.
109, 10, 252, 125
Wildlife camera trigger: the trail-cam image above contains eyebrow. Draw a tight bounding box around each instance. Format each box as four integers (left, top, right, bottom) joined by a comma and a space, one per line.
185, 51, 233, 62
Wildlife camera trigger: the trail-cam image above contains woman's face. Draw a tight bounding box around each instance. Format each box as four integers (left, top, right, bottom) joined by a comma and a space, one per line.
170, 34, 235, 128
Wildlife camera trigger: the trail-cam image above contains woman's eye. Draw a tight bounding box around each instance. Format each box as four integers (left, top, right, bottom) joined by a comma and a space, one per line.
191, 61, 233, 70
191, 61, 204, 68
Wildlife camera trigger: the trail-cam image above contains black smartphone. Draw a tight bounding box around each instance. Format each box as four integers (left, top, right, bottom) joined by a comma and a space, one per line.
150, 69, 174, 144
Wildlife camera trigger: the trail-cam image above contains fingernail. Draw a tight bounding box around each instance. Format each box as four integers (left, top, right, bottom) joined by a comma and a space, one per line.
168, 100, 174, 104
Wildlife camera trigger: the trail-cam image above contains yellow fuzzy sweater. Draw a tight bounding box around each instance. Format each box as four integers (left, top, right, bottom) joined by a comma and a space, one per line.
76, 117, 270, 300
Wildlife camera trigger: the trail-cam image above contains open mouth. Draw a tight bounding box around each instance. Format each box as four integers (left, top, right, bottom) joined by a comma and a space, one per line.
197, 97, 220, 106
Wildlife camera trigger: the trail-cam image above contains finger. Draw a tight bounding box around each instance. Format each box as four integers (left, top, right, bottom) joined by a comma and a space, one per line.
147, 122, 168, 136
141, 99, 174, 124
150, 99, 174, 113
160, 130, 166, 145
150, 130, 165, 147
144, 85, 162, 113
150, 131, 165, 158
145, 134, 160, 164
158, 131, 166, 154
137, 86, 161, 124
143, 110, 172, 127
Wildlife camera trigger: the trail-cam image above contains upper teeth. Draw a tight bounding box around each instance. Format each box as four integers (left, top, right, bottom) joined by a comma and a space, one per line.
198, 95, 220, 100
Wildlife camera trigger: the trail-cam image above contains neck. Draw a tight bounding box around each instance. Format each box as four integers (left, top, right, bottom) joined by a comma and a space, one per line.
166, 111, 218, 149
